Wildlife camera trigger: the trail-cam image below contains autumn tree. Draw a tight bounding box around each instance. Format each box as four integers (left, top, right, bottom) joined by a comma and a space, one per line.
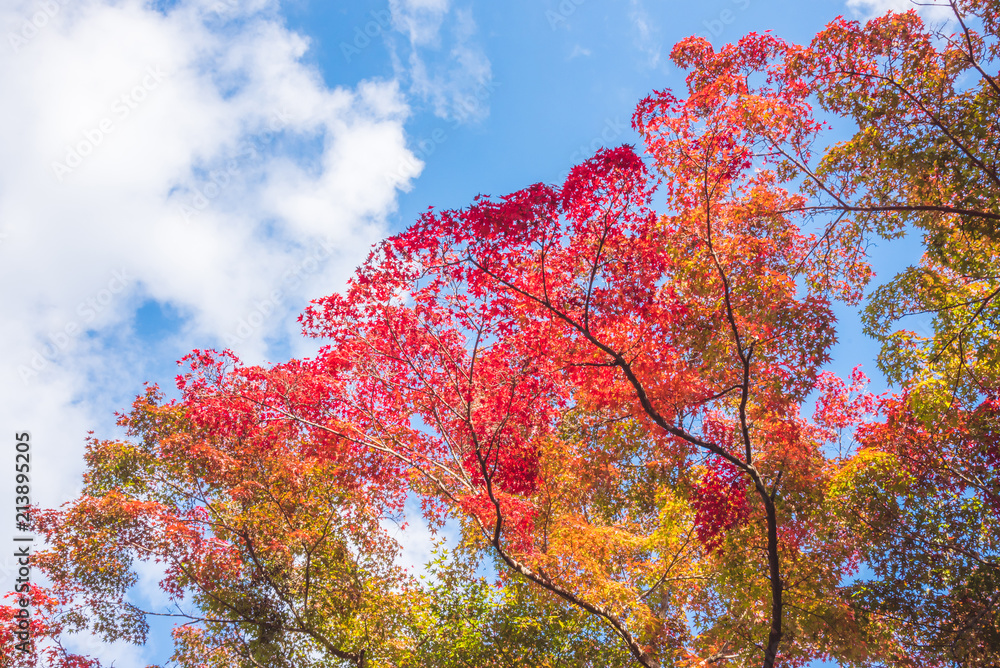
801, 0, 999, 402
149, 124, 867, 666
4, 384, 631, 668
832, 392, 1000, 666
20, 385, 417, 668
8, 143, 870, 667
645, 0, 999, 399
638, 1, 1000, 663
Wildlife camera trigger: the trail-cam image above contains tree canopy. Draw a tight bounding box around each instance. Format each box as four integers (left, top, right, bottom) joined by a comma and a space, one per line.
4, 1, 998, 666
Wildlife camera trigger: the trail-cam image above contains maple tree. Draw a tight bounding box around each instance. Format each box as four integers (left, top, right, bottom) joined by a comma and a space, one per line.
14, 386, 417, 668
796, 3, 1000, 662
43, 142, 864, 666
832, 392, 1000, 666
645, 0, 999, 400
796, 0, 998, 404
5, 2, 999, 667
7, 148, 867, 667
5, 386, 631, 668
638, 2, 1000, 663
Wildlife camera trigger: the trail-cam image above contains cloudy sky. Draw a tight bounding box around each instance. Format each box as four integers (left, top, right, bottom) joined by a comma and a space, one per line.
0, 0, 934, 663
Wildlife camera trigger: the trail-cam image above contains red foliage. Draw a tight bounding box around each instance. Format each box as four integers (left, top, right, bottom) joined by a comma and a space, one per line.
0, 585, 103, 668
691, 457, 750, 553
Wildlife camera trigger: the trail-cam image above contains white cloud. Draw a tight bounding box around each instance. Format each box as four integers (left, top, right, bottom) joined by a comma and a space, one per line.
389, 2, 494, 123
845, 0, 957, 23
389, 0, 450, 46
0, 2, 421, 661
384, 496, 454, 575
1, 0, 418, 361
629, 0, 662, 69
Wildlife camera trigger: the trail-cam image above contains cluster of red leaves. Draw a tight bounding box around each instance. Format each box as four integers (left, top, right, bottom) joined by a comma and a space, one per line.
458, 491, 538, 554
174, 352, 410, 514
813, 366, 878, 438
858, 391, 1000, 513
0, 584, 102, 668
637, 30, 875, 305
690, 457, 750, 553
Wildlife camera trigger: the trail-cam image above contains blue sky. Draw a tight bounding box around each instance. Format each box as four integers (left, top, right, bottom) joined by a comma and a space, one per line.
0, 0, 936, 664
